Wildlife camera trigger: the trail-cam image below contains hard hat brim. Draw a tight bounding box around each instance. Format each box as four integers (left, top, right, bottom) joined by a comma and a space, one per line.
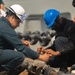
5, 7, 14, 13
47, 17, 56, 28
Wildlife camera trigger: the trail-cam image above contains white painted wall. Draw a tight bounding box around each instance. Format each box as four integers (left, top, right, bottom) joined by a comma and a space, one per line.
4, 0, 75, 17
3, 0, 75, 32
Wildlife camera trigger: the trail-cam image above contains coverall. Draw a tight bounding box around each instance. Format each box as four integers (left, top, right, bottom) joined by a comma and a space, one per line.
0, 17, 39, 71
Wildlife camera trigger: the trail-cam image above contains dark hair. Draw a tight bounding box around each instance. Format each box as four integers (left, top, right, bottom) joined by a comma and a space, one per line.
6, 10, 19, 20
72, 0, 75, 7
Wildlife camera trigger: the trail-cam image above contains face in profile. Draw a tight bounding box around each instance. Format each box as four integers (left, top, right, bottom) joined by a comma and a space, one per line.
11, 15, 21, 29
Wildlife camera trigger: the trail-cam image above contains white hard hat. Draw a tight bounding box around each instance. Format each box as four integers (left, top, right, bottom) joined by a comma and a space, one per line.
5, 4, 26, 22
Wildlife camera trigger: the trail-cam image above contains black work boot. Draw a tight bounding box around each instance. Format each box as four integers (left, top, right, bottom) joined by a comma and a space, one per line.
58, 68, 69, 74
58, 62, 69, 74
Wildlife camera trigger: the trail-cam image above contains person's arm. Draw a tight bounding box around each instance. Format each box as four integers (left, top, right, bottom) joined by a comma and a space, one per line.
1, 25, 51, 62
1, 31, 40, 59
58, 42, 74, 55
3, 31, 51, 61
45, 41, 74, 56
38, 53, 52, 62
59, 22, 75, 55
21, 39, 30, 48
45, 43, 55, 50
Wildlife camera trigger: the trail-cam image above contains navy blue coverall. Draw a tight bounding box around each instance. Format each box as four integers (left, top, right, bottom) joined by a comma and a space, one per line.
0, 17, 39, 71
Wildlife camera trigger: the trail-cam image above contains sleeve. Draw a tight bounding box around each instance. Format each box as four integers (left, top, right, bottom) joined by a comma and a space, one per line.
45, 43, 56, 51
1, 30, 39, 59
59, 23, 75, 55
59, 41, 74, 55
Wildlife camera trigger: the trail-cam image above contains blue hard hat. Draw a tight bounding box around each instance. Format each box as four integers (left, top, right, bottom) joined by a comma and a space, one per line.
44, 9, 60, 28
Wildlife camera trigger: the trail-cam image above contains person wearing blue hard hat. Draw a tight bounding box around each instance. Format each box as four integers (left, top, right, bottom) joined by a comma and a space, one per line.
37, 9, 75, 74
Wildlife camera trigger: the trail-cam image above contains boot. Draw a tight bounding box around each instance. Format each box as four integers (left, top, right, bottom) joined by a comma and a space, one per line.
58, 61, 69, 74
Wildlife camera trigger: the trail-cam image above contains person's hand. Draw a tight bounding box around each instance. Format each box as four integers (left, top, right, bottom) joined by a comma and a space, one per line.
38, 53, 52, 62
21, 40, 30, 48
45, 49, 53, 54
37, 46, 45, 54
45, 49, 60, 56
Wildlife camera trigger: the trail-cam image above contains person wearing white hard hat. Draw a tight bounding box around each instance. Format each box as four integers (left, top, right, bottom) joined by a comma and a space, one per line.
0, 4, 50, 75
